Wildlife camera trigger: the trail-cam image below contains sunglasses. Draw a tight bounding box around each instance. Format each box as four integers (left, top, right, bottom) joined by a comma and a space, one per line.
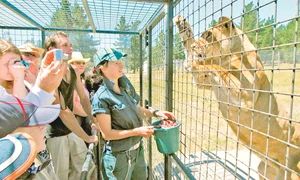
23, 53, 37, 58
74, 61, 86, 65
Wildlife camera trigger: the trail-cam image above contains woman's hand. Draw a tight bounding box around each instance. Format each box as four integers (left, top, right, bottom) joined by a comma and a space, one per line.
85, 134, 99, 145
9, 60, 27, 80
24, 70, 37, 85
91, 123, 101, 132
71, 65, 81, 77
154, 110, 176, 120
133, 126, 154, 138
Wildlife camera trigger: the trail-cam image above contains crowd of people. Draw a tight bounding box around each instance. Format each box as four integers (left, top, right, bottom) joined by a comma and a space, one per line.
0, 31, 173, 180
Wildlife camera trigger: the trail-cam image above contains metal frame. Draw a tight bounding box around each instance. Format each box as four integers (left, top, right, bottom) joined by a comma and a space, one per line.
164, 1, 173, 179
0, 0, 162, 34
125, 0, 168, 4
81, 0, 96, 33
147, 25, 154, 180
0, 0, 44, 30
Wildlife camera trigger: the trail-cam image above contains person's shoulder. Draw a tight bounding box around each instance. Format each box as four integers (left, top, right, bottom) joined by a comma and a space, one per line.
94, 85, 109, 98
91, 85, 113, 105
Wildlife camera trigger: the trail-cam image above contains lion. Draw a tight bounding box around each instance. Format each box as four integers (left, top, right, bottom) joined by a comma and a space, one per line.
173, 15, 300, 180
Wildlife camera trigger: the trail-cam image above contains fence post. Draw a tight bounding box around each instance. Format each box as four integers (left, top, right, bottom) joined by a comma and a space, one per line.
165, 0, 174, 179
139, 33, 143, 106
147, 26, 153, 180
41, 30, 45, 49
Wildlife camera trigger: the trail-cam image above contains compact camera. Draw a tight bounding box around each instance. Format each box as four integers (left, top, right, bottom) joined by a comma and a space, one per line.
53, 49, 70, 61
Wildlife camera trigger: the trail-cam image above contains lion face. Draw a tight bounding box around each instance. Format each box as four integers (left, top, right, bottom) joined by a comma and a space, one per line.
186, 17, 241, 70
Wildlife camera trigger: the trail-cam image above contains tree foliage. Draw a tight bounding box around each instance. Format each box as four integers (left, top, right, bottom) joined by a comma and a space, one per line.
113, 16, 147, 72
49, 0, 97, 59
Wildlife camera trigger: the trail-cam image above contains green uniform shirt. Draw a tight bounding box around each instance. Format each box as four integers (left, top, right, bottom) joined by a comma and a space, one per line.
92, 75, 142, 152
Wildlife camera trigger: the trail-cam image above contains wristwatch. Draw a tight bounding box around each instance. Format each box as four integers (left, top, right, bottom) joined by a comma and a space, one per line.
153, 110, 159, 117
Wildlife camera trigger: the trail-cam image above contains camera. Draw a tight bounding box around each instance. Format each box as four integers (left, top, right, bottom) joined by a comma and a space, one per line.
20, 60, 30, 68
53, 49, 69, 61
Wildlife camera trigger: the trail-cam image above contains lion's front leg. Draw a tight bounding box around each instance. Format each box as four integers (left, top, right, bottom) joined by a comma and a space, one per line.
258, 161, 278, 180
173, 15, 196, 59
195, 64, 259, 108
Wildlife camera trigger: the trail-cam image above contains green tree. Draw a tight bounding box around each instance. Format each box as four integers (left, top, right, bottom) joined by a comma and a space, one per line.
152, 30, 165, 67
113, 16, 131, 51
49, 0, 97, 59
152, 30, 184, 68
276, 19, 300, 63
113, 16, 131, 71
173, 33, 185, 60
51, 0, 72, 28
258, 16, 275, 48
239, 2, 263, 45
114, 17, 146, 73
129, 21, 145, 73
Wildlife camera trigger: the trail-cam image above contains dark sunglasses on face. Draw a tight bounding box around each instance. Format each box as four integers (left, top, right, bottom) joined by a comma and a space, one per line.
74, 61, 86, 65
22, 52, 37, 58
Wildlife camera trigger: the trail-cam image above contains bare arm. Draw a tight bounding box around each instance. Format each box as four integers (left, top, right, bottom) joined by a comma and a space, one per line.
137, 104, 155, 118
12, 78, 27, 98
72, 90, 87, 117
74, 74, 98, 126
53, 91, 98, 143
96, 113, 154, 141
173, 15, 196, 57
137, 104, 172, 119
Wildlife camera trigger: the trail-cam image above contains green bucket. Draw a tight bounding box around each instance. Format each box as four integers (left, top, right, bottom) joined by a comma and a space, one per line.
151, 120, 182, 154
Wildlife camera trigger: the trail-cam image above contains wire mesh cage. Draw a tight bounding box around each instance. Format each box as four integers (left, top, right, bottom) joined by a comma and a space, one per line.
1, 0, 300, 179
165, 0, 300, 179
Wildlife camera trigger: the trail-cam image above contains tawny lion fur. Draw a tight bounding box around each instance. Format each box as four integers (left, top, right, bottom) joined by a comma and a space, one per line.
173, 15, 300, 180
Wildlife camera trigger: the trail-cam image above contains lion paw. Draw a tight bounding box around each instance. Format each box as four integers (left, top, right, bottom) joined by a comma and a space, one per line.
173, 14, 183, 25
173, 15, 193, 40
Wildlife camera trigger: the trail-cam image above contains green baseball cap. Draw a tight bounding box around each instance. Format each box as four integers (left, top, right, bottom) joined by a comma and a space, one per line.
93, 48, 127, 67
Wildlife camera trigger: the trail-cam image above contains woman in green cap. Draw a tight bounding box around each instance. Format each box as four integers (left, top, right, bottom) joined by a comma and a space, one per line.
91, 48, 174, 179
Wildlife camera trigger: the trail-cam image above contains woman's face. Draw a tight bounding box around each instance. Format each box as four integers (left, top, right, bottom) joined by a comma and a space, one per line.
21, 52, 39, 65
71, 61, 86, 75
101, 60, 124, 81
0, 52, 22, 81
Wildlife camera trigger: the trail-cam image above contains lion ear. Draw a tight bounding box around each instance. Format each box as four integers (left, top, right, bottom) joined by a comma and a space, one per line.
217, 17, 235, 29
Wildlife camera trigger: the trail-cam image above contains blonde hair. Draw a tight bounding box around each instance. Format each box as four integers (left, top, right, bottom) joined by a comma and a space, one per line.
0, 39, 21, 58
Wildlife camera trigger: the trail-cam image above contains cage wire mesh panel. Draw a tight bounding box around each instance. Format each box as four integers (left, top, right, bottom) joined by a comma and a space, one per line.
147, 15, 170, 179
0, 29, 42, 47
1, 0, 300, 179
169, 0, 300, 179
0, 0, 161, 33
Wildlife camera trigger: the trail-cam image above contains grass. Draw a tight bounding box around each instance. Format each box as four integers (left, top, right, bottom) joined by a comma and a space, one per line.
125, 62, 300, 170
